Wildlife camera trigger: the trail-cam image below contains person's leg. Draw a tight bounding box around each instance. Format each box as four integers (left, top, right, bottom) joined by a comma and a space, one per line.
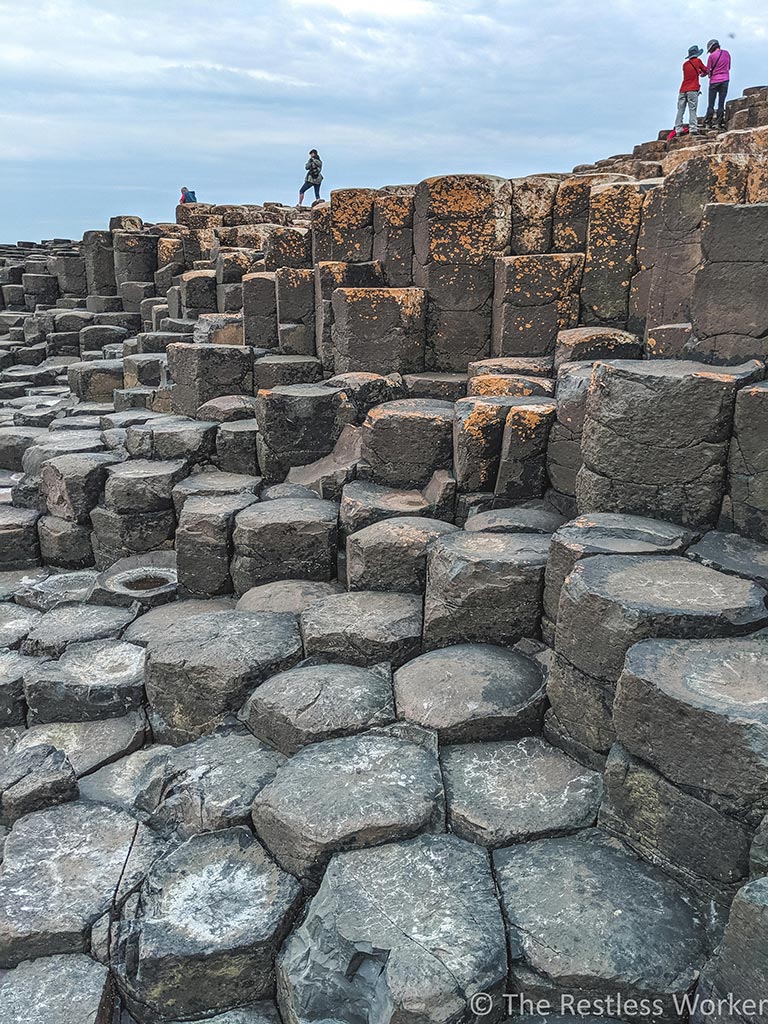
675, 92, 687, 135
298, 182, 308, 206
717, 81, 729, 127
687, 91, 699, 133
313, 184, 320, 201
705, 84, 717, 126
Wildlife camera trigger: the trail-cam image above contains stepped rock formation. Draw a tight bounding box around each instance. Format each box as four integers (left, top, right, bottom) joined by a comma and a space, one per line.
1, 87, 768, 1023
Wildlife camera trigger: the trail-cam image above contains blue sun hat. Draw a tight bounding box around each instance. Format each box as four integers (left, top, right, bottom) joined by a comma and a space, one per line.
688, 45, 704, 58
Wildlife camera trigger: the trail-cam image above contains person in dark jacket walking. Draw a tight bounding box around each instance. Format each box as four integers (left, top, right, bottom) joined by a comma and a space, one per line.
674, 45, 708, 137
704, 39, 732, 129
298, 150, 323, 206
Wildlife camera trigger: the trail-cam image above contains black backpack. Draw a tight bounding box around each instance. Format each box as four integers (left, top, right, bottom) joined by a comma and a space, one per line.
187, 190, 197, 203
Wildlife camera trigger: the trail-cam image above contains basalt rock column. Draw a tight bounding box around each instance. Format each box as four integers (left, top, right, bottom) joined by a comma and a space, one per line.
690, 202, 768, 364
580, 180, 653, 328
577, 358, 761, 530
491, 254, 584, 358
413, 174, 512, 371
547, 553, 768, 764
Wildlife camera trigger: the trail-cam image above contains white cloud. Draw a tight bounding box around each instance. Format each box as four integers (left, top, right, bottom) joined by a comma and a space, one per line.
0, 0, 765, 240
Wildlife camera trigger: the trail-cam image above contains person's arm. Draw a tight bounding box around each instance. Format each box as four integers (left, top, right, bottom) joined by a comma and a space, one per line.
697, 59, 708, 77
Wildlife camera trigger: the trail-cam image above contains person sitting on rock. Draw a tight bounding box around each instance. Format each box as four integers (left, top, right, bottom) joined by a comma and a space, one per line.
298, 150, 323, 206
704, 39, 732, 129
179, 186, 197, 204
673, 45, 708, 138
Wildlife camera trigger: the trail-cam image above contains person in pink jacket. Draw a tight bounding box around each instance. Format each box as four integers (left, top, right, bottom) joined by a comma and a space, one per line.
704, 39, 732, 129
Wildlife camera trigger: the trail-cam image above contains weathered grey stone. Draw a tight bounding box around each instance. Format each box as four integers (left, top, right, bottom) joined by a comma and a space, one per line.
0, 506, 40, 569
696, 876, 768, 1023
172, 469, 262, 515
0, 649, 43, 725
542, 512, 695, 634
235, 579, 342, 615
687, 529, 768, 589
0, 743, 78, 825
122, 598, 235, 646
599, 743, 752, 902
0, 566, 49, 602
23, 638, 145, 724
330, 287, 426, 375
112, 829, 302, 1022
613, 634, 768, 823
423, 533, 549, 649
104, 459, 188, 513
90, 506, 176, 569
277, 833, 507, 1023
577, 359, 760, 530
493, 831, 711, 1017
300, 591, 422, 668
549, 554, 768, 757
252, 731, 443, 884
0, 602, 43, 649
177, 492, 257, 597
231, 498, 338, 593
137, 728, 285, 841
464, 500, 566, 535
125, 415, 218, 465
346, 516, 458, 592
0, 801, 163, 967
0, 953, 113, 1024
78, 745, 172, 813
21, 602, 137, 658
14, 711, 146, 776
554, 326, 642, 369
255, 384, 354, 482
339, 479, 433, 536
361, 399, 453, 489
394, 642, 546, 742
38, 516, 96, 570
40, 451, 123, 524
145, 611, 303, 744
14, 569, 98, 611
285, 423, 361, 502
441, 736, 602, 846
724, 380, 768, 543
240, 662, 394, 755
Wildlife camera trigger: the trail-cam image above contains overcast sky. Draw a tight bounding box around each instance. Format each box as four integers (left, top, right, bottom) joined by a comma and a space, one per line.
0, 0, 764, 242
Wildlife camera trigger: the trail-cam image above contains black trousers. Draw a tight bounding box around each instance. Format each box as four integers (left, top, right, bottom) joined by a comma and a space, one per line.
300, 181, 320, 199
705, 81, 729, 124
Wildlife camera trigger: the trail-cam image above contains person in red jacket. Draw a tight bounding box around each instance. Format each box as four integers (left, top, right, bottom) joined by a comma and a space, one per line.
179, 186, 197, 204
674, 45, 708, 137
